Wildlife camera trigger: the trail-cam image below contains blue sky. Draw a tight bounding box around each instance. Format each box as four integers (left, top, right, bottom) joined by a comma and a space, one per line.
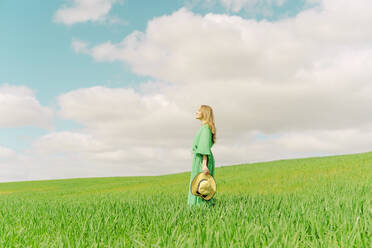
2, 0, 371, 182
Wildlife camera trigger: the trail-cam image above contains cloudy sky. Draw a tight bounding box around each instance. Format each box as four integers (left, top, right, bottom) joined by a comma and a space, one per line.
1, 0, 371, 182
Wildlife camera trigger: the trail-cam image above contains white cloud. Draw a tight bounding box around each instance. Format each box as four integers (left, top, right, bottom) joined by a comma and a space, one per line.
0, 145, 30, 183
214, 128, 372, 166
220, 0, 286, 13
53, 0, 124, 25
71, 38, 90, 54
56, 86, 191, 141
2, 125, 372, 182
0, 83, 53, 129
0, 146, 17, 159
74, 4, 372, 84
191, 0, 304, 17
106, 16, 129, 26
32, 131, 110, 154
72, 2, 372, 134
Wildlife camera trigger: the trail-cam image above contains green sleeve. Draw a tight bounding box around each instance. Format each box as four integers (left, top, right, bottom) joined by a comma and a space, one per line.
195, 127, 212, 155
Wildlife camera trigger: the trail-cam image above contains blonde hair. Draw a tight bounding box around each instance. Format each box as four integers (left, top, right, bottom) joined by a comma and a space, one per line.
199, 105, 216, 144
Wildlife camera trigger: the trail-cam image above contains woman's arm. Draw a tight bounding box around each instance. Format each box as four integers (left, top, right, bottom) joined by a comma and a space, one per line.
202, 155, 209, 174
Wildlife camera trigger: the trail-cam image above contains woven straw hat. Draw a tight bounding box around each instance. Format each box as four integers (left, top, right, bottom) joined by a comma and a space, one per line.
191, 172, 216, 201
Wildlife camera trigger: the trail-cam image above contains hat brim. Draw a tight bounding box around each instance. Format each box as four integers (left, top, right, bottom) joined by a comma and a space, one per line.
191, 172, 216, 201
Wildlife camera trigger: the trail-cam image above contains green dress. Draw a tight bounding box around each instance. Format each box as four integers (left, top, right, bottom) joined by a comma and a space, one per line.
187, 123, 216, 208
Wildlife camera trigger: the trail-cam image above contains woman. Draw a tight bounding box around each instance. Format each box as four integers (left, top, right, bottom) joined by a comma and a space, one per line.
187, 105, 216, 207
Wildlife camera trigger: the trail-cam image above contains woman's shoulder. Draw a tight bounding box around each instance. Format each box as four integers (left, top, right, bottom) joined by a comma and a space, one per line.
202, 124, 212, 133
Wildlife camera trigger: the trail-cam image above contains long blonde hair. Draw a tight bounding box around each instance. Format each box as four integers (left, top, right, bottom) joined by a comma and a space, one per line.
199, 105, 216, 144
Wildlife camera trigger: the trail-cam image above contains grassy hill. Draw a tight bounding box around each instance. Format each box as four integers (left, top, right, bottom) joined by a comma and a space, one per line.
0, 151, 371, 247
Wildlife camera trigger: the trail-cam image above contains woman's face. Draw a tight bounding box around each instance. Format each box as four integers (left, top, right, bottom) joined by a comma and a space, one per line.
195, 108, 202, 120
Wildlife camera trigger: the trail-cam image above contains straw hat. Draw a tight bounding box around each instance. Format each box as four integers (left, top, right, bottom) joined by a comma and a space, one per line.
191, 172, 217, 201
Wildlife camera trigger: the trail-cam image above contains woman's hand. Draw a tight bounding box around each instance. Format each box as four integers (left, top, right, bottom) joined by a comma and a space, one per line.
202, 166, 210, 175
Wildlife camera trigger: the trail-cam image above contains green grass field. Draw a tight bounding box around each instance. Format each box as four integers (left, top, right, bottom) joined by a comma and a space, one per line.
0, 151, 371, 247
